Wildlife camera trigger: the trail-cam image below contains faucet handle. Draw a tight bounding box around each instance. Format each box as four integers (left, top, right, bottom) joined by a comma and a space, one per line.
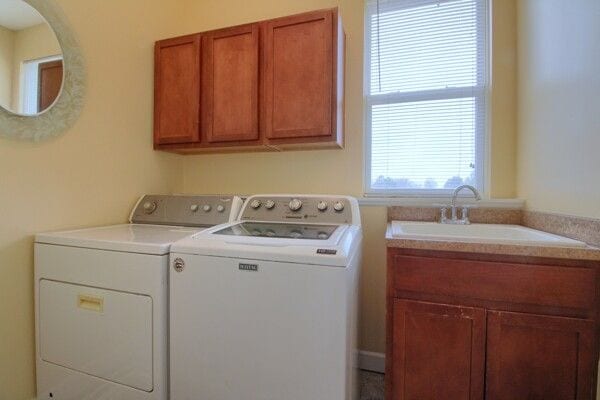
461, 206, 471, 224
439, 205, 449, 223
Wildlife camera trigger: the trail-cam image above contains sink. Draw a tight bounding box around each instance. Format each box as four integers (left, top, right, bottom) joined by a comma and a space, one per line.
391, 221, 587, 248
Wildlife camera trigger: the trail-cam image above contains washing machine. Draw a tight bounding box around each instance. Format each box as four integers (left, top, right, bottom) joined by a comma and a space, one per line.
169, 194, 362, 400
34, 194, 243, 400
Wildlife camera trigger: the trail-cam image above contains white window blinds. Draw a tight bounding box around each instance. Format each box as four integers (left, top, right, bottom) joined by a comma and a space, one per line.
365, 0, 489, 195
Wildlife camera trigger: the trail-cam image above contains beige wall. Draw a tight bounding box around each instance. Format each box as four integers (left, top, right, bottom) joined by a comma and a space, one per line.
178, 0, 518, 354
0, 25, 14, 108
0, 0, 520, 398
490, 0, 517, 198
517, 0, 600, 219
0, 0, 185, 398
11, 22, 62, 111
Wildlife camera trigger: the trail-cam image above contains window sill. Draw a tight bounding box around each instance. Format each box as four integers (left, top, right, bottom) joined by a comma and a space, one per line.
357, 196, 524, 209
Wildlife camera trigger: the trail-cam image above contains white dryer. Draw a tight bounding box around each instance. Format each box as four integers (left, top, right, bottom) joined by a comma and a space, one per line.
169, 194, 362, 400
34, 194, 243, 400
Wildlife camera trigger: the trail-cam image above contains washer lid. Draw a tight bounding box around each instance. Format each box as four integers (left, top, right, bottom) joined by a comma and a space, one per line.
213, 222, 339, 240
35, 224, 202, 255
171, 222, 362, 266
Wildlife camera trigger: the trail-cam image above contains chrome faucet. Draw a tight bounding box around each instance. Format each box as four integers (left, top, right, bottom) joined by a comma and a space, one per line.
440, 184, 482, 225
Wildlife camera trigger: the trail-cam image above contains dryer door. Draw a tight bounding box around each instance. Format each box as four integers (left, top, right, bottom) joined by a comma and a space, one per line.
39, 279, 153, 391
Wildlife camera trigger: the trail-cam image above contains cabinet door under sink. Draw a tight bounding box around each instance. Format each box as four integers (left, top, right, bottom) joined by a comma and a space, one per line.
388, 299, 485, 400
486, 311, 595, 400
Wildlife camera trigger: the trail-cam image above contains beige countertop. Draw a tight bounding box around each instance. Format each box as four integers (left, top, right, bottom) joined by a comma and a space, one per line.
386, 224, 600, 261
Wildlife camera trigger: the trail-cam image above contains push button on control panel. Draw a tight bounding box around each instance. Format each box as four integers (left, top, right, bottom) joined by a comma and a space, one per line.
143, 201, 157, 214
333, 201, 345, 212
250, 200, 261, 209
317, 201, 328, 212
288, 198, 303, 211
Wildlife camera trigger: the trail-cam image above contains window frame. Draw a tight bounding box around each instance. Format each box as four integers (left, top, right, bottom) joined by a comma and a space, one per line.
363, 0, 491, 197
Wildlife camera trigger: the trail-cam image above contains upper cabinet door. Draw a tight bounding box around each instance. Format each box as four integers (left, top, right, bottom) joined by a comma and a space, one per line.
203, 24, 260, 144
486, 311, 596, 400
154, 34, 201, 145
264, 9, 343, 145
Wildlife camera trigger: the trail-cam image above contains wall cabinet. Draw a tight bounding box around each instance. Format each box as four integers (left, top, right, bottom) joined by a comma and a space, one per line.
202, 24, 260, 145
154, 34, 201, 145
386, 249, 600, 400
154, 8, 344, 153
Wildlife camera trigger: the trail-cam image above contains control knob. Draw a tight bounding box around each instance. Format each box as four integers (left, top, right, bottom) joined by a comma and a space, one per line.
216, 204, 225, 213
190, 204, 199, 212
265, 200, 275, 210
203, 204, 211, 212
333, 201, 345, 212
317, 201, 328, 212
288, 198, 303, 211
143, 201, 157, 214
250, 199, 261, 209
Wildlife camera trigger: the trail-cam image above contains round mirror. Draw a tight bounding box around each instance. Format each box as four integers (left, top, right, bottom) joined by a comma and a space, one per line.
0, 0, 63, 116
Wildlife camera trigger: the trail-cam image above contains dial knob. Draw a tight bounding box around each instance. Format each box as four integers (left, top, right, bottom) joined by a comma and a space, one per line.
190, 204, 199, 212
250, 199, 261, 209
203, 204, 212, 212
317, 201, 328, 211
333, 201, 345, 212
288, 198, 303, 211
216, 204, 225, 213
290, 230, 303, 239
318, 232, 329, 240
143, 201, 157, 214
265, 200, 275, 210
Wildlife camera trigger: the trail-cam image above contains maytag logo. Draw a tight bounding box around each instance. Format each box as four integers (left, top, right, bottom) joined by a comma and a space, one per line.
239, 263, 258, 272
317, 249, 337, 255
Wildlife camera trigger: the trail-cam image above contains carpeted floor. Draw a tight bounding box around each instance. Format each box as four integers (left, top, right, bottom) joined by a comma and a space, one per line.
359, 370, 385, 400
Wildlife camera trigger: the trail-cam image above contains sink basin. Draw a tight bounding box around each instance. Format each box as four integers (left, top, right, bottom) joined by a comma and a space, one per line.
391, 221, 587, 248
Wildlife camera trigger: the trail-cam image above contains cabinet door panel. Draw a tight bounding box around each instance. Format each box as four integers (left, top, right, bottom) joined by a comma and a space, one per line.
203, 24, 259, 143
486, 311, 596, 400
154, 35, 201, 144
390, 299, 485, 400
265, 10, 334, 141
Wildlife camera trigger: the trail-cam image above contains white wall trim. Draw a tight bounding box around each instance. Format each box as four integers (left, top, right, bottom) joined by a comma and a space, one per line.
358, 350, 386, 373
358, 197, 525, 208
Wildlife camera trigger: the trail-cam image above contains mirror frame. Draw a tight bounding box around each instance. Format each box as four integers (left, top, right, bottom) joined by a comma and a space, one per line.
0, 0, 85, 141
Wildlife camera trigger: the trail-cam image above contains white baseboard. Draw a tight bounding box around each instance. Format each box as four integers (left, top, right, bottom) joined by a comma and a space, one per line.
358, 350, 385, 373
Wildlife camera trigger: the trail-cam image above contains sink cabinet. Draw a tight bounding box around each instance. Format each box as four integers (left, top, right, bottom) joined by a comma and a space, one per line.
386, 248, 600, 400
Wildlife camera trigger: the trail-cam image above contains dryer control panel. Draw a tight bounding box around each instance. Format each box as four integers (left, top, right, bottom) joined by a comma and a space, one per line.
130, 195, 243, 227
239, 195, 357, 225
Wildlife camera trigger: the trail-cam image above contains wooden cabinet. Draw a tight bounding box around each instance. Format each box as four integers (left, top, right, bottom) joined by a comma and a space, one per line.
387, 249, 600, 400
264, 9, 343, 146
153, 8, 344, 153
202, 24, 260, 144
390, 300, 485, 400
486, 311, 595, 400
154, 34, 201, 145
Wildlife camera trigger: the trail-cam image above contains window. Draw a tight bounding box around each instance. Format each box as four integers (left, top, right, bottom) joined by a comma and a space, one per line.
365, 0, 489, 195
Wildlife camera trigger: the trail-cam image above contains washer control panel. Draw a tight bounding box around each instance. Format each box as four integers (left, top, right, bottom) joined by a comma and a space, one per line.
131, 195, 242, 227
240, 196, 354, 224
